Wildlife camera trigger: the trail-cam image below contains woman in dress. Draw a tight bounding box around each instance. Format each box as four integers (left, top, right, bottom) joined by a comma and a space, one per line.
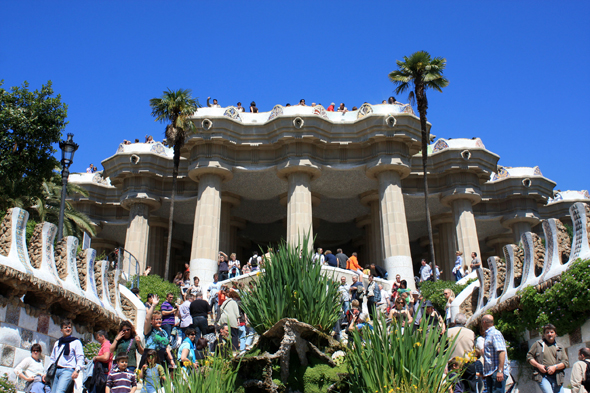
13, 344, 46, 393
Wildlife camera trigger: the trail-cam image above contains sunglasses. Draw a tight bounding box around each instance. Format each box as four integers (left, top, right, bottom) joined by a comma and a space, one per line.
122, 329, 131, 332
32, 350, 40, 353
188, 333, 196, 336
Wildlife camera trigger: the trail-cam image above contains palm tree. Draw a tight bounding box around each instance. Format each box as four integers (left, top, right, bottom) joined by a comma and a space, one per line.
149, 89, 200, 279
389, 51, 449, 281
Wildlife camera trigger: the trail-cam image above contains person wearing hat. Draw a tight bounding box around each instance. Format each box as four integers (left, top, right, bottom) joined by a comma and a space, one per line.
419, 300, 446, 334
327, 103, 335, 112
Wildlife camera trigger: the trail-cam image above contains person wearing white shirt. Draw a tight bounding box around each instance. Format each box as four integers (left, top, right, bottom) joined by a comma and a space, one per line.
419, 259, 432, 282
14, 344, 46, 393
313, 248, 325, 265
207, 97, 221, 108
45, 319, 84, 393
376, 284, 390, 314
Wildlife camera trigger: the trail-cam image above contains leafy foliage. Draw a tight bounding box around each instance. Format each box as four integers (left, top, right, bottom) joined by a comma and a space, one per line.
492, 258, 590, 361
83, 341, 101, 360
346, 315, 458, 393
0, 374, 16, 393
0, 81, 68, 210
126, 274, 180, 306
160, 354, 238, 393
418, 279, 474, 316
240, 235, 341, 334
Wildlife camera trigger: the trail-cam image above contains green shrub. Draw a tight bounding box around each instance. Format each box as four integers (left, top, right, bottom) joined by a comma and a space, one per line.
0, 374, 16, 393
240, 234, 341, 334
126, 274, 181, 306
83, 341, 101, 360
346, 315, 458, 393
418, 279, 474, 316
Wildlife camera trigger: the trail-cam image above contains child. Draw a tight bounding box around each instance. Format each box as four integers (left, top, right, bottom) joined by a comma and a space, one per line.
106, 355, 137, 393
447, 358, 464, 393
139, 350, 166, 393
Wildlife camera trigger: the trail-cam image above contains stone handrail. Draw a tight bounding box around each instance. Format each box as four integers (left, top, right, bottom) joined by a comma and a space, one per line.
0, 207, 145, 332
452, 202, 590, 326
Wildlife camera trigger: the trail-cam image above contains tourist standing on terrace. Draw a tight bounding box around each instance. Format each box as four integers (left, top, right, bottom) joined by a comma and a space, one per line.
207, 97, 220, 108
481, 315, 509, 393
207, 273, 221, 319
446, 313, 475, 360
218, 251, 229, 281
228, 253, 240, 278
46, 319, 84, 393
527, 323, 569, 393
178, 293, 193, 339
443, 288, 455, 326
388, 96, 400, 104
250, 101, 258, 113
327, 103, 335, 111
370, 263, 388, 279
313, 248, 325, 265
337, 103, 347, 113
324, 250, 338, 267
338, 276, 351, 314
13, 344, 45, 393
453, 251, 464, 281
335, 249, 348, 270
365, 275, 378, 318
110, 321, 144, 373
470, 252, 482, 271
142, 295, 174, 370
419, 259, 432, 283
159, 293, 176, 337
346, 252, 363, 278
189, 292, 211, 340
298, 99, 306, 106
570, 347, 590, 393
236, 102, 245, 112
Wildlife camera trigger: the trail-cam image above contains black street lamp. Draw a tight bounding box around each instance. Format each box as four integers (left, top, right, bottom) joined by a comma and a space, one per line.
57, 133, 79, 240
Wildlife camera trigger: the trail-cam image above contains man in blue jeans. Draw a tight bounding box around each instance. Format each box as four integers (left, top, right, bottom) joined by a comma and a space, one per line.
481, 315, 510, 393
44, 319, 84, 393
526, 323, 569, 393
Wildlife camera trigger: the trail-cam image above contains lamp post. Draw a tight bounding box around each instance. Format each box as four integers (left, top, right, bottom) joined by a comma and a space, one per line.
57, 133, 79, 240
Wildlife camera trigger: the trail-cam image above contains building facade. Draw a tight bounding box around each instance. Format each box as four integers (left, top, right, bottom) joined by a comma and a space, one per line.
68, 103, 590, 290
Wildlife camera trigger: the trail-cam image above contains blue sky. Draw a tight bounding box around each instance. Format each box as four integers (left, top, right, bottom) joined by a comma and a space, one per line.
2, 1, 589, 191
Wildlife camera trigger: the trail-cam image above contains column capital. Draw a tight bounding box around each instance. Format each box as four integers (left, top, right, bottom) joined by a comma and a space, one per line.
276, 159, 321, 181
365, 158, 411, 180
500, 213, 541, 229
359, 190, 379, 206
230, 216, 247, 229
355, 214, 371, 228
149, 216, 169, 229
485, 233, 514, 249
221, 192, 241, 207
440, 187, 482, 206
120, 192, 161, 211
188, 163, 233, 183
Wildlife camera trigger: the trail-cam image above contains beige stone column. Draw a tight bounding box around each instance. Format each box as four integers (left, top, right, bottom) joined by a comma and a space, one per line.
124, 202, 150, 273
286, 171, 314, 247
189, 173, 223, 284
433, 214, 458, 281
377, 170, 414, 285
360, 191, 384, 265
451, 198, 481, 271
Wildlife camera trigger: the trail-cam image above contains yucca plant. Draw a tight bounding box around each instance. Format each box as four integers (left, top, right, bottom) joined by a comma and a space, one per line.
240, 233, 341, 334
346, 314, 458, 393
159, 355, 238, 393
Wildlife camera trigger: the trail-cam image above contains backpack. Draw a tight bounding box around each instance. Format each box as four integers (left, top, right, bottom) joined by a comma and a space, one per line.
373, 285, 381, 302
356, 286, 365, 301
582, 360, 590, 391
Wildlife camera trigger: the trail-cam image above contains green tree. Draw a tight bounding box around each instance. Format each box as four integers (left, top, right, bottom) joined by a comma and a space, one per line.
29, 175, 96, 240
389, 52, 449, 277
149, 89, 200, 280
0, 81, 68, 210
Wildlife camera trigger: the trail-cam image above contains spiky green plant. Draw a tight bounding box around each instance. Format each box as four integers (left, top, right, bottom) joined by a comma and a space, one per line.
159, 355, 238, 393
240, 234, 341, 334
346, 314, 458, 393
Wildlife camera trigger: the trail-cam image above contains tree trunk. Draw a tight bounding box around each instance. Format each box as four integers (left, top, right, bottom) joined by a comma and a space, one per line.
416, 81, 437, 281
164, 142, 180, 280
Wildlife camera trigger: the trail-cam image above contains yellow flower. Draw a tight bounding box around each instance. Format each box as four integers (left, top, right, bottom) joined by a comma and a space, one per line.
413, 385, 417, 389
413, 342, 421, 347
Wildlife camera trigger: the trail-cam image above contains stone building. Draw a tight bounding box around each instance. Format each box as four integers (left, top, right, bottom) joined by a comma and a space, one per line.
68, 103, 590, 289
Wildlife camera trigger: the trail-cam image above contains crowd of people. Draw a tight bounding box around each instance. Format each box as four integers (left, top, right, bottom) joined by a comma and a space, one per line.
205, 95, 405, 113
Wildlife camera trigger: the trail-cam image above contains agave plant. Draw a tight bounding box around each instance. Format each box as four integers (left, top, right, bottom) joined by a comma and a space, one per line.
159, 355, 238, 393
240, 234, 341, 334
346, 314, 459, 393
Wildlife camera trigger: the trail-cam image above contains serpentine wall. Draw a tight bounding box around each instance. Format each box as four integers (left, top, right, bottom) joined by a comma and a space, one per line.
0, 207, 146, 384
